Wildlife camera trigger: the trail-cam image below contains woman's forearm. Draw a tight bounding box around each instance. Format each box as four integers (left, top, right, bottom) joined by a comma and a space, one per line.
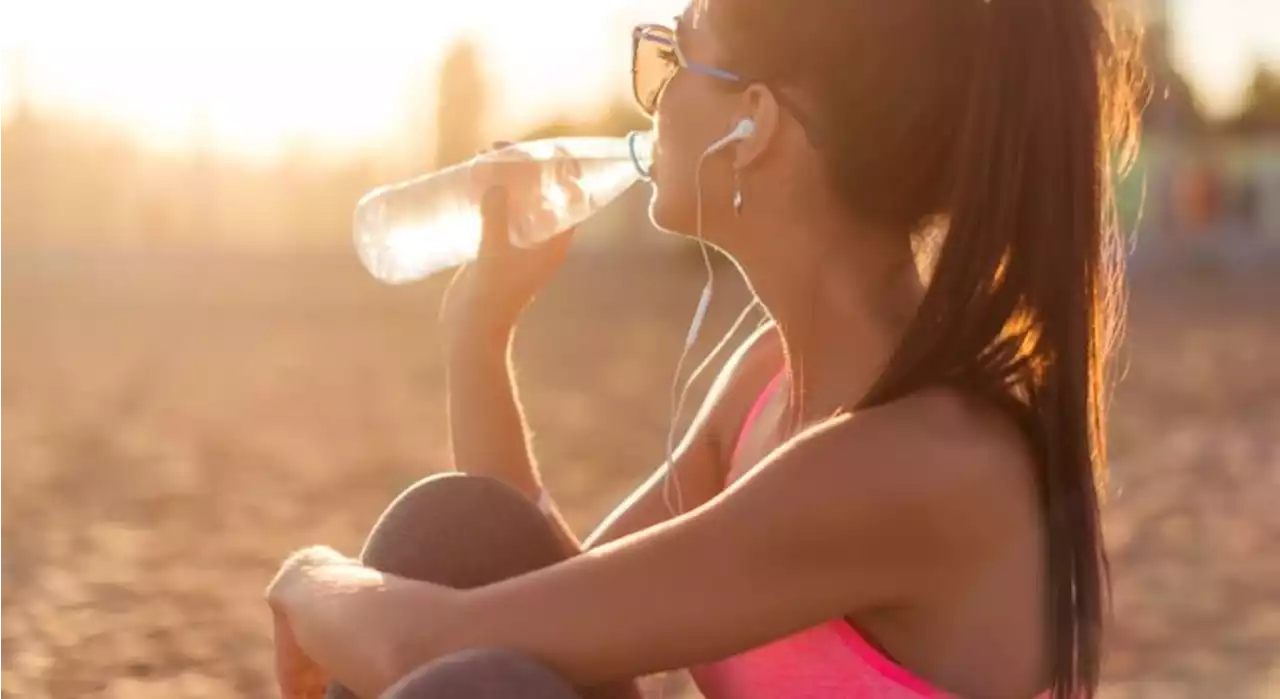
446, 327, 536, 490
445, 326, 582, 549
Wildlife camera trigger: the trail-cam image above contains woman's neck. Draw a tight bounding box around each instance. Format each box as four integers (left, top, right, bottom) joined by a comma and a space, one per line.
742, 217, 924, 423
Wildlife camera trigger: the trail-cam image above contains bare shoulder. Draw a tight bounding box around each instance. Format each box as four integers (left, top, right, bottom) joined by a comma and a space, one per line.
771, 386, 1039, 568
714, 384, 1041, 608
871, 386, 1036, 492
795, 386, 1032, 477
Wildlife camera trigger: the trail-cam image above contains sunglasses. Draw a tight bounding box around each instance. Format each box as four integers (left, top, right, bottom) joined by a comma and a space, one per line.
630, 23, 823, 146
630, 23, 743, 117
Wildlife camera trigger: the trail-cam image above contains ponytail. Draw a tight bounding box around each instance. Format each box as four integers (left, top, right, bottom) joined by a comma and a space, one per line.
857, 2, 1140, 697
718, 1, 1143, 693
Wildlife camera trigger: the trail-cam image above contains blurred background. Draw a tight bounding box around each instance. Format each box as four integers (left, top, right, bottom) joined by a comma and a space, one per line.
2, 0, 1277, 697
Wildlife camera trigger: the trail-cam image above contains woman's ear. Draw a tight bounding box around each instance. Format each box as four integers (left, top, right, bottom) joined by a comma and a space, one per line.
733, 82, 781, 169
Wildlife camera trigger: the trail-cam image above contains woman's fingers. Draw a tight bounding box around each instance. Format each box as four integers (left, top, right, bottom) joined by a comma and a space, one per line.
472, 140, 538, 255
478, 186, 511, 258
273, 611, 329, 699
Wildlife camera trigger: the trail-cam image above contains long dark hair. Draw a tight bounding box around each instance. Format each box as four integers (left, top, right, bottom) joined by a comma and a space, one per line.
711, 0, 1142, 696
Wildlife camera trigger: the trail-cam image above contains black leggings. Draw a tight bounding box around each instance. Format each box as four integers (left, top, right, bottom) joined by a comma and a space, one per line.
323, 473, 642, 699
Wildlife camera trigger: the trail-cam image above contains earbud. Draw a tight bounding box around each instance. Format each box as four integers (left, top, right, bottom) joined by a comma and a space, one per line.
702, 118, 755, 157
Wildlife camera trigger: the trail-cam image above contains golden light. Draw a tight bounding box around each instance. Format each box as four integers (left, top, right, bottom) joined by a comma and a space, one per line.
1, 0, 685, 159
4, 0, 1279, 159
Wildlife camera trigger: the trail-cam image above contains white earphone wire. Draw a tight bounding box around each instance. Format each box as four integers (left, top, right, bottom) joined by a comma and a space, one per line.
660, 123, 757, 517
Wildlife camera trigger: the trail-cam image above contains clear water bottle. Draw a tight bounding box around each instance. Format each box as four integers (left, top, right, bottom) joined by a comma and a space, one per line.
353, 131, 654, 284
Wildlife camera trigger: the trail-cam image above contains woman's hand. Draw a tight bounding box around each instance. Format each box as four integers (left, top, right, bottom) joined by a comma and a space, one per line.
266, 546, 356, 614
273, 609, 329, 699
440, 142, 577, 349
266, 546, 466, 698
266, 547, 360, 697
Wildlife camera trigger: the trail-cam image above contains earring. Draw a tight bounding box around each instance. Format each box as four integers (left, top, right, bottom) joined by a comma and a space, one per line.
732, 171, 744, 216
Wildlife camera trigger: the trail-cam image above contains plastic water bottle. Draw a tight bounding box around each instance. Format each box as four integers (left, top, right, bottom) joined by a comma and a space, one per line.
353, 131, 654, 284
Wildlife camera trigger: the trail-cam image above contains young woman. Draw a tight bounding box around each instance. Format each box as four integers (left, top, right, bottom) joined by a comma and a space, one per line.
267, 1, 1140, 697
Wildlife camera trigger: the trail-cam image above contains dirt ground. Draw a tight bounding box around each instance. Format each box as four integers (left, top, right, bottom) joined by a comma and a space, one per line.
3, 244, 1277, 699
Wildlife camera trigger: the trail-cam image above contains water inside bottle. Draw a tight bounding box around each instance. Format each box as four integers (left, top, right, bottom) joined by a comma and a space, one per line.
354, 141, 643, 285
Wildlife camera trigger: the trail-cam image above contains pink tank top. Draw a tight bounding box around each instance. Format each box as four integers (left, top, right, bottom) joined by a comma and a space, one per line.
688, 372, 954, 699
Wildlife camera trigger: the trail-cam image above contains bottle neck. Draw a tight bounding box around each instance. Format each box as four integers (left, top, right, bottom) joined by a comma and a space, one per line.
627, 130, 654, 181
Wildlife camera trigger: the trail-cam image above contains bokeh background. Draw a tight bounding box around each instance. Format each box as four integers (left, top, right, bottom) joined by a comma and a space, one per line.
2, 1, 1278, 697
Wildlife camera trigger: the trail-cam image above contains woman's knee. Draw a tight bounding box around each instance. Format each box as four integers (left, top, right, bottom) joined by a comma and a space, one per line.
358, 472, 567, 588
325, 476, 640, 699
381, 648, 582, 699
323, 476, 575, 699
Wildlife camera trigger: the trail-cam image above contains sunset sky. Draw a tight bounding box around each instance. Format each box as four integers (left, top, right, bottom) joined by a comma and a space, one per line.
1, 0, 1276, 160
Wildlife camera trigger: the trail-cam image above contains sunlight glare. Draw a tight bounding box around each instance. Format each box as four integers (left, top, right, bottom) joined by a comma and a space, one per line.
3, 0, 1277, 156
1, 0, 683, 159
379, 209, 482, 283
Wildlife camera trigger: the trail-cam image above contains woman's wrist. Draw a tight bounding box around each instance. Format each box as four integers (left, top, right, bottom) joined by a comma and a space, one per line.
444, 313, 516, 359
440, 267, 526, 357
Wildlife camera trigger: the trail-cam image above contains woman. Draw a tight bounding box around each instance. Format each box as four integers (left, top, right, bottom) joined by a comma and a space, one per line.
267, 1, 1140, 697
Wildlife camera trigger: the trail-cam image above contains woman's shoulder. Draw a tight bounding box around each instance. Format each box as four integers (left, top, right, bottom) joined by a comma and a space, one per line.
719, 384, 1041, 606
790, 386, 1040, 548
842, 385, 1034, 480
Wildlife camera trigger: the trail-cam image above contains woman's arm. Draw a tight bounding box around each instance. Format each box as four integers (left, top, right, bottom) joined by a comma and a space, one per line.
444, 323, 585, 551
582, 320, 778, 548
450, 309, 778, 553
442, 183, 773, 553
273, 395, 1016, 696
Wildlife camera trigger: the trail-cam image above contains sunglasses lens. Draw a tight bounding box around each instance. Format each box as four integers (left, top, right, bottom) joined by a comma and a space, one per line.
633, 29, 677, 115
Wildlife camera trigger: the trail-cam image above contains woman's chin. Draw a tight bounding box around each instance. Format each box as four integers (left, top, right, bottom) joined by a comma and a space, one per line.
646, 192, 693, 237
